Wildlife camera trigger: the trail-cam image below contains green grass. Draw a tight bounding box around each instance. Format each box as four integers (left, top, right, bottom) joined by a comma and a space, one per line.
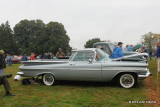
149, 58, 160, 87
148, 58, 160, 105
0, 63, 153, 107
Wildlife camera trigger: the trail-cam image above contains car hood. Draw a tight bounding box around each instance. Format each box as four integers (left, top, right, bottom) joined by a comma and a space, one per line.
111, 53, 148, 61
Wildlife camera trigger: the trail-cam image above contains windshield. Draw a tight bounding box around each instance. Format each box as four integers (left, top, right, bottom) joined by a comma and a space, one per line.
108, 44, 115, 52
96, 48, 110, 61
72, 51, 94, 61
69, 51, 76, 61
70, 49, 110, 62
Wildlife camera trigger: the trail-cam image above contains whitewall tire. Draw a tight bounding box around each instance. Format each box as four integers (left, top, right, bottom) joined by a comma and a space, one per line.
118, 74, 136, 88
43, 74, 55, 86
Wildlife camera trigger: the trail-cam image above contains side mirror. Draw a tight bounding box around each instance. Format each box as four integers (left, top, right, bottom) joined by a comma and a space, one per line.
88, 59, 92, 63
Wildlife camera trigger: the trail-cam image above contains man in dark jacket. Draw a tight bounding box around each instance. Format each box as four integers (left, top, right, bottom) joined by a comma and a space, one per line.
156, 46, 160, 58
0, 74, 15, 96
21, 54, 28, 61
0, 50, 6, 75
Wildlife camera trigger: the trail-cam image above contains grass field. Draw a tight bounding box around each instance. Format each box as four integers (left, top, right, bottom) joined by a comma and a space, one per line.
0, 60, 159, 107
146, 59, 160, 107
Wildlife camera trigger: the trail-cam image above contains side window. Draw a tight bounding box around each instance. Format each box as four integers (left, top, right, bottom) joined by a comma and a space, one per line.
95, 48, 110, 61
73, 51, 94, 61
95, 44, 113, 55
105, 45, 112, 55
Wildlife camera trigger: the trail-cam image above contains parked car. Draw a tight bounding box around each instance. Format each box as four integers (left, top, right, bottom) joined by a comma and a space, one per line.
18, 48, 151, 88
93, 42, 147, 61
6, 55, 22, 63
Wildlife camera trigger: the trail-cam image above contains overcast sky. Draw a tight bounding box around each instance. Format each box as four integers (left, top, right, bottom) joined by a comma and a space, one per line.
0, 0, 160, 49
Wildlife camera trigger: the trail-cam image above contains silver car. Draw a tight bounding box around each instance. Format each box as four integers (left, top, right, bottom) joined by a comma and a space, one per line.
19, 48, 151, 88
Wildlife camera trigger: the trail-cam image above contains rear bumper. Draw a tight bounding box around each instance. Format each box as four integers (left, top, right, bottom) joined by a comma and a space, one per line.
138, 69, 152, 79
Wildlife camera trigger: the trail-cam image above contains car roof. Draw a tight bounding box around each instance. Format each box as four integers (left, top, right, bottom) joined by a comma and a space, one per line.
93, 42, 114, 45
72, 48, 96, 52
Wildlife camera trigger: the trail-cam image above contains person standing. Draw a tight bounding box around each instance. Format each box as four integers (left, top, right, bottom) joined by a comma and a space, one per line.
0, 50, 6, 75
126, 45, 132, 52
21, 54, 28, 61
110, 42, 124, 59
6, 54, 12, 66
156, 43, 160, 58
43, 53, 48, 59
56, 48, 65, 58
30, 53, 35, 60
0, 74, 15, 96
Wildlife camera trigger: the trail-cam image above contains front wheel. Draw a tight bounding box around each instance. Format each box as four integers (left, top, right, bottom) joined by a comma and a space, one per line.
118, 73, 137, 88
42, 74, 55, 86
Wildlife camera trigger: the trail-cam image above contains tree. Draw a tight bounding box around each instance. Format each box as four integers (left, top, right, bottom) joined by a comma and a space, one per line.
84, 38, 101, 48
141, 32, 158, 52
39, 22, 71, 55
153, 33, 160, 43
0, 21, 18, 54
14, 19, 45, 54
14, 20, 71, 55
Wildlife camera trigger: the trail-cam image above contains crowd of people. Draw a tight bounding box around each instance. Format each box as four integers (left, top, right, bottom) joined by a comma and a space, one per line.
110, 42, 160, 60
21, 48, 66, 61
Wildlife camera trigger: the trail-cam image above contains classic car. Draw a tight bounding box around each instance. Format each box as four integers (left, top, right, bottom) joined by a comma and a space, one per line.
93, 42, 147, 61
5, 55, 22, 63
18, 48, 151, 88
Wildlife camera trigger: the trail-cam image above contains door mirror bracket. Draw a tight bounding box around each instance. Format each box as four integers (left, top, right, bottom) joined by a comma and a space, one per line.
88, 59, 92, 63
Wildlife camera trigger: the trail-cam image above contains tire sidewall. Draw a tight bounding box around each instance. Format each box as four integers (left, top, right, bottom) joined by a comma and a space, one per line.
118, 73, 136, 88
43, 74, 55, 86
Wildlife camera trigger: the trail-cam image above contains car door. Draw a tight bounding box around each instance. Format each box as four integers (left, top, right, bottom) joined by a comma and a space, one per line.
69, 51, 102, 81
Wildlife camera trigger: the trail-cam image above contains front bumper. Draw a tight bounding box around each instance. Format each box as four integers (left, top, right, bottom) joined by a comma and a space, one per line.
138, 69, 152, 79
17, 72, 24, 75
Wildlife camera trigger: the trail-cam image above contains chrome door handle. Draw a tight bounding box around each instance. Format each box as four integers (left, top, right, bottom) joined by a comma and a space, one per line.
70, 63, 75, 65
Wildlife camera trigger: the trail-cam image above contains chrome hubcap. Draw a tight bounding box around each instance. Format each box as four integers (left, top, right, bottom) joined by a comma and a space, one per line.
120, 74, 134, 88
43, 74, 54, 85
122, 76, 133, 86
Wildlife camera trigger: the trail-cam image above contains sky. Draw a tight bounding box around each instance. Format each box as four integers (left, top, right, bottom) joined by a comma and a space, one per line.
0, 0, 160, 49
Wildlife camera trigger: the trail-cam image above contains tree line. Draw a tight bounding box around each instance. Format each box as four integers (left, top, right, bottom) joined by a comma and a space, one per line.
0, 20, 71, 55
142, 32, 160, 53
1, 19, 159, 56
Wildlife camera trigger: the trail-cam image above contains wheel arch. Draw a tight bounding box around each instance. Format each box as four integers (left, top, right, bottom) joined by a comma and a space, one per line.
36, 72, 56, 79
112, 71, 138, 81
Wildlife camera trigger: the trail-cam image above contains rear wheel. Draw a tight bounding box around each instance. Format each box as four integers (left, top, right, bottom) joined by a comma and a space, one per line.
118, 73, 137, 88
42, 74, 55, 86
